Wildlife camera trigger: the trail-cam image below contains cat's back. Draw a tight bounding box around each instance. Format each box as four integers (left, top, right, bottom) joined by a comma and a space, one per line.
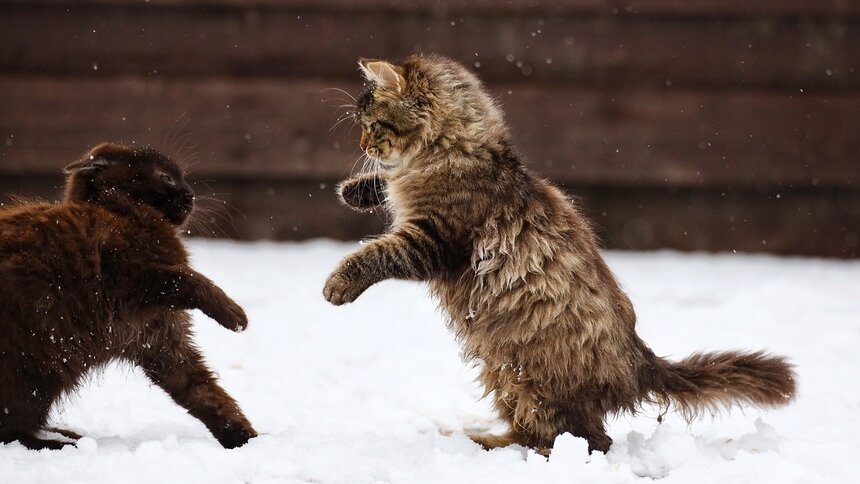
2, 200, 105, 249
0, 201, 119, 287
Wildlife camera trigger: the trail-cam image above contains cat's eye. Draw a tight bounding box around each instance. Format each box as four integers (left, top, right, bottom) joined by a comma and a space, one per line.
159, 173, 176, 186
374, 120, 398, 135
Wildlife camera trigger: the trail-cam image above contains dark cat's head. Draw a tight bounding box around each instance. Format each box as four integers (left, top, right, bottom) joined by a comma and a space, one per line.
64, 143, 194, 225
353, 54, 507, 172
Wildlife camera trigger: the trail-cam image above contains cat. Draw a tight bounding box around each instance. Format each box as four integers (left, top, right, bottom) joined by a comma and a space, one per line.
325, 54, 796, 454
0, 143, 256, 450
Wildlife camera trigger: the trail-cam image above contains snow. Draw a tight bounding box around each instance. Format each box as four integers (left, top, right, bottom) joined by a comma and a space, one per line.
2, 239, 858, 483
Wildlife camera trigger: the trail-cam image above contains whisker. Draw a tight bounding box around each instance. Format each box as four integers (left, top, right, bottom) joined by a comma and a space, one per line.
164, 112, 190, 156
329, 113, 357, 133
321, 87, 357, 102
348, 151, 368, 177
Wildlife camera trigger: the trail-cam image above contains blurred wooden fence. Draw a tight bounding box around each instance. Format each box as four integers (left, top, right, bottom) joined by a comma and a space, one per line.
1, 0, 858, 256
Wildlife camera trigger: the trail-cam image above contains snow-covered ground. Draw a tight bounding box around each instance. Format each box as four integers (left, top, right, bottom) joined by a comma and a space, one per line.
2, 239, 858, 483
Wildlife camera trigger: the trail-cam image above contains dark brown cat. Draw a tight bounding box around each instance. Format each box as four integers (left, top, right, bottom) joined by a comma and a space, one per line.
0, 143, 256, 450
325, 55, 796, 454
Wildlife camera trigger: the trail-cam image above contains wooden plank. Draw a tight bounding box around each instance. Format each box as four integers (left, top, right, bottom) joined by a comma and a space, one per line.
2, 0, 859, 17
1, 6, 858, 88
0, 175, 387, 241
3, 175, 857, 258
1, 76, 858, 188
574, 185, 860, 258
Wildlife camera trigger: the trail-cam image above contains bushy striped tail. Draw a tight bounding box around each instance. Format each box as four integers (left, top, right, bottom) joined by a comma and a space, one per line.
653, 350, 796, 421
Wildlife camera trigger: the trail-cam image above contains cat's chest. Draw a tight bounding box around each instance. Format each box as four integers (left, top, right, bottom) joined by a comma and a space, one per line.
101, 228, 187, 273
384, 172, 438, 224
383, 181, 407, 225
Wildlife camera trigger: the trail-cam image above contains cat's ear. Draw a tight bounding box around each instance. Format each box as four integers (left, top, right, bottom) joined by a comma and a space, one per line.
358, 59, 406, 93
64, 143, 126, 174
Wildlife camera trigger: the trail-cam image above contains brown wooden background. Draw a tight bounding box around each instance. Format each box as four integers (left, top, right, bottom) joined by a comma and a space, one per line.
1, 0, 858, 257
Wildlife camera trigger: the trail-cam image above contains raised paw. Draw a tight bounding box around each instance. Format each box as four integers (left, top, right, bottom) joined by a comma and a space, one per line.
209, 298, 249, 332
323, 270, 367, 306
337, 176, 385, 210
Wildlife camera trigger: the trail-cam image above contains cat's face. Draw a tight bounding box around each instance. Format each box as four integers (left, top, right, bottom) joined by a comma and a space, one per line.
352, 55, 507, 173
64, 143, 195, 225
354, 59, 425, 170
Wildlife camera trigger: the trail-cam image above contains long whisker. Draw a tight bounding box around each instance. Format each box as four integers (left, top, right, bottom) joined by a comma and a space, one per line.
329, 112, 357, 133
348, 150, 368, 177
188, 197, 244, 240
164, 112, 190, 156
322, 87, 356, 102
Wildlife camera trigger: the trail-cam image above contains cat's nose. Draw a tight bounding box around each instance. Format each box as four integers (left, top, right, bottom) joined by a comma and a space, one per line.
359, 133, 368, 151
182, 190, 194, 205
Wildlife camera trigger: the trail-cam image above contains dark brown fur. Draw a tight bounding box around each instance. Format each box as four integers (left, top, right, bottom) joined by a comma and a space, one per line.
0, 143, 256, 450
326, 55, 796, 453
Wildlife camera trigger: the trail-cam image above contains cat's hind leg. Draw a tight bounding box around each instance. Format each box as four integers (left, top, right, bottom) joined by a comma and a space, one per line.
4, 433, 73, 450
0, 381, 72, 450
466, 430, 516, 450
554, 403, 613, 454
467, 431, 552, 456
0, 424, 77, 450
45, 426, 83, 440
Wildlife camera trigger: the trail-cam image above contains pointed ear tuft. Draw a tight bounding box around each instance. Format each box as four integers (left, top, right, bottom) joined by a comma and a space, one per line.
358, 59, 406, 93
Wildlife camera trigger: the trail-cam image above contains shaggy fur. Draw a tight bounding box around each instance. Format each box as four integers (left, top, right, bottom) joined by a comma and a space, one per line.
0, 143, 256, 450
325, 54, 796, 453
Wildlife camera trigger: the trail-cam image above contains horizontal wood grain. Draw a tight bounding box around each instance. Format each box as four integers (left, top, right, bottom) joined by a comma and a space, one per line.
1, 76, 857, 187
2, 0, 859, 17
3, 175, 857, 257
1, 0, 857, 257
1, 6, 857, 88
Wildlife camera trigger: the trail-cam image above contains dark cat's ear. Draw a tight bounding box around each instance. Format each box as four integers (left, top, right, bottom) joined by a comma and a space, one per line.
64, 143, 127, 174
358, 58, 405, 93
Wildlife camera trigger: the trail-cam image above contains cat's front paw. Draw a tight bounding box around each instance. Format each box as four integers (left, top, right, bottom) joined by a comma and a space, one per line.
209, 298, 249, 332
337, 176, 385, 210
214, 422, 257, 449
323, 269, 368, 306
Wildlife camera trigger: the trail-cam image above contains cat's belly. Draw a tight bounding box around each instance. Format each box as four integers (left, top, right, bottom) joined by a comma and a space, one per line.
429, 274, 639, 394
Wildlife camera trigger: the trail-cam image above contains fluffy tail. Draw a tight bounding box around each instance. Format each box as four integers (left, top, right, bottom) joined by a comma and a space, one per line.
651, 350, 796, 421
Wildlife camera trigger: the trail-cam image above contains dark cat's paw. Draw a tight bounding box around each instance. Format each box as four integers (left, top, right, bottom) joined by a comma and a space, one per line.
337, 176, 385, 210
45, 426, 83, 441
214, 423, 257, 449
14, 433, 76, 451
323, 270, 368, 305
209, 298, 249, 332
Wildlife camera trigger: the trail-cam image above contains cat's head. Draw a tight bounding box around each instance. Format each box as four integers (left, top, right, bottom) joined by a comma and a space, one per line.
63, 143, 195, 225
353, 54, 507, 172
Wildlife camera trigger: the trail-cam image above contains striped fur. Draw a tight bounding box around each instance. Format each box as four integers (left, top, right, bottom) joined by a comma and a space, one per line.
325, 54, 796, 453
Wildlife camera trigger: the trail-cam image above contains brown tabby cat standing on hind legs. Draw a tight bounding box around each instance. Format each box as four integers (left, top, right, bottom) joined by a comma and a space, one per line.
324, 54, 796, 454
0, 143, 256, 450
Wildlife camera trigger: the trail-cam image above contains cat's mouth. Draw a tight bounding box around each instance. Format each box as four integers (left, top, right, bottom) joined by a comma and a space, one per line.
376, 157, 400, 169
167, 194, 195, 225
365, 147, 401, 171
